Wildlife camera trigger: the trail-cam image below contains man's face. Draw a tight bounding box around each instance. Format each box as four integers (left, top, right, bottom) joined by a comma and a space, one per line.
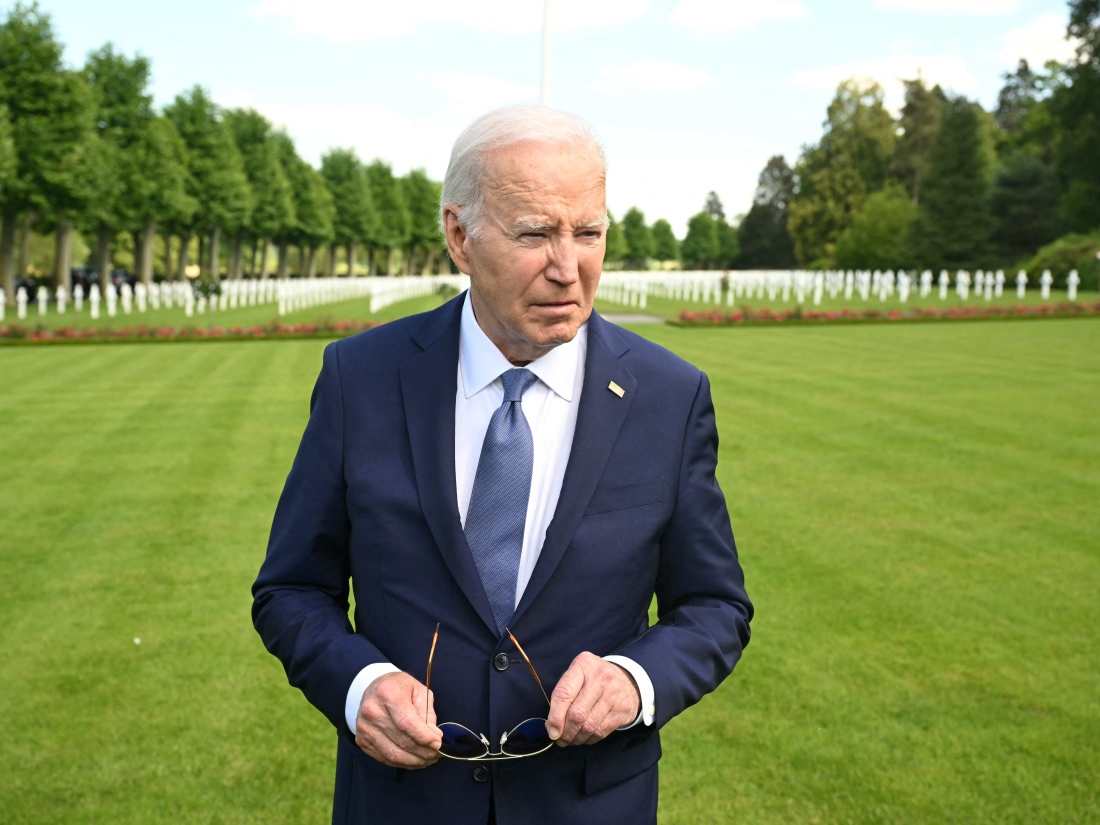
445, 139, 607, 365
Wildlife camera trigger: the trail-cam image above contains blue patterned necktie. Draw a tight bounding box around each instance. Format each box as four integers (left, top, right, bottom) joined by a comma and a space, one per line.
465, 368, 539, 634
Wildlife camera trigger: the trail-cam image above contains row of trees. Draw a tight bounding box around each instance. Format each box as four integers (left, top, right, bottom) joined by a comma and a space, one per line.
736, 0, 1100, 277
0, 2, 446, 304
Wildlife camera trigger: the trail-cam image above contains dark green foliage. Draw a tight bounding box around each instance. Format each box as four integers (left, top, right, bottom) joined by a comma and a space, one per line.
320, 148, 375, 248
835, 181, 917, 270
681, 211, 718, 269
788, 81, 896, 265
364, 159, 409, 256
991, 153, 1062, 263
893, 78, 946, 205
650, 218, 679, 262
715, 217, 739, 268
621, 206, 653, 268
909, 97, 994, 270
703, 190, 724, 220
1021, 230, 1100, 288
604, 211, 626, 265
738, 155, 796, 269
225, 108, 292, 240
165, 87, 251, 234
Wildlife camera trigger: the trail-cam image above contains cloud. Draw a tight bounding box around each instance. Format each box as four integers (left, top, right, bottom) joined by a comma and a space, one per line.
790, 53, 978, 108
668, 0, 808, 33
998, 12, 1079, 67
250, 0, 649, 42
875, 0, 1018, 15
593, 60, 715, 94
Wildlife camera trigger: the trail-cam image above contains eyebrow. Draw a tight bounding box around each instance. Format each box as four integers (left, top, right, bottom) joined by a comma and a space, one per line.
511, 217, 609, 234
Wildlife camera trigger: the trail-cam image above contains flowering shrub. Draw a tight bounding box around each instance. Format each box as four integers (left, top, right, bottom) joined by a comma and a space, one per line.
676, 301, 1100, 326
0, 318, 382, 343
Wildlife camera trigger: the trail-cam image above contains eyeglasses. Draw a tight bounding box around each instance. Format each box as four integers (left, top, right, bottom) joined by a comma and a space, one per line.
426, 623, 553, 760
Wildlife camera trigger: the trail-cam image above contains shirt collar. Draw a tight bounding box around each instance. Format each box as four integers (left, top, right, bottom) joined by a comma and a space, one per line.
459, 290, 586, 402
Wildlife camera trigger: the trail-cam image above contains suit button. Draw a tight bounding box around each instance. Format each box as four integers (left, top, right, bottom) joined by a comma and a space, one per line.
493, 653, 510, 672
472, 765, 489, 783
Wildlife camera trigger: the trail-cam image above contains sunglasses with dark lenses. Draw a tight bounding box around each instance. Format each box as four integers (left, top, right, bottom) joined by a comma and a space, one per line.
426, 624, 553, 760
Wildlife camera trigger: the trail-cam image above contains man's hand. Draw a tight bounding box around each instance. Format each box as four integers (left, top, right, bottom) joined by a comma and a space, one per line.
545, 652, 641, 746
354, 672, 442, 769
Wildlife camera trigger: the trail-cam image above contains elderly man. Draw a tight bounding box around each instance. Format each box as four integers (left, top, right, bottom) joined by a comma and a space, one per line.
252, 104, 752, 825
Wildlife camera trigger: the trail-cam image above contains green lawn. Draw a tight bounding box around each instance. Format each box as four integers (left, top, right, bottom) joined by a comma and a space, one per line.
1, 312, 1097, 823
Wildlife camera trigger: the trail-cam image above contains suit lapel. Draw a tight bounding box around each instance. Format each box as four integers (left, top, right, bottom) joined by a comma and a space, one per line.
512, 313, 636, 624
400, 298, 499, 635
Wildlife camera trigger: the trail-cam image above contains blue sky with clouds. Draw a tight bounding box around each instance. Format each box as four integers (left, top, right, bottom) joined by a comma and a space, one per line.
32, 0, 1078, 235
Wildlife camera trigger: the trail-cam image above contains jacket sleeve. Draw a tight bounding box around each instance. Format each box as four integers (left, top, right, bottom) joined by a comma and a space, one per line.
252, 341, 387, 737
613, 371, 753, 728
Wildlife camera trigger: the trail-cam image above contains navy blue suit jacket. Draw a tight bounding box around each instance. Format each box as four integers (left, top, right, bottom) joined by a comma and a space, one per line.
252, 294, 752, 824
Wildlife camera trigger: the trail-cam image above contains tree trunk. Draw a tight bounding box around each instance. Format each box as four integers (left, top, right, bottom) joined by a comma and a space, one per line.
95, 223, 112, 295
276, 239, 289, 279
134, 222, 155, 285
177, 232, 190, 280
306, 247, 318, 279
229, 233, 243, 279
164, 233, 174, 281
0, 210, 17, 304
346, 241, 356, 278
198, 234, 206, 278
54, 222, 74, 291
297, 246, 306, 278
325, 243, 336, 278
208, 226, 221, 280
17, 214, 34, 282
367, 247, 377, 276
260, 238, 272, 279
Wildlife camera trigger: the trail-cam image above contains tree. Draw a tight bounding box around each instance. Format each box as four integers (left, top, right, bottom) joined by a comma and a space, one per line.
650, 218, 679, 262
82, 44, 159, 292
703, 191, 725, 221
165, 87, 251, 279
893, 77, 946, 205
1048, 0, 1100, 231
0, 3, 94, 301
129, 115, 193, 283
604, 211, 626, 267
738, 155, 796, 268
274, 131, 334, 278
402, 168, 441, 275
364, 160, 409, 275
991, 153, 1062, 263
320, 148, 375, 276
681, 211, 718, 269
834, 182, 917, 270
225, 108, 293, 278
908, 96, 994, 270
621, 206, 653, 269
715, 218, 739, 268
788, 80, 896, 266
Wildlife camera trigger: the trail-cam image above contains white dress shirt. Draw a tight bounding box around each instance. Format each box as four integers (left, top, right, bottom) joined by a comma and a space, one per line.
344, 293, 654, 733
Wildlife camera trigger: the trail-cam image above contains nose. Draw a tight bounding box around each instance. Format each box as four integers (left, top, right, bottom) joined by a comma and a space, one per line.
546, 235, 579, 284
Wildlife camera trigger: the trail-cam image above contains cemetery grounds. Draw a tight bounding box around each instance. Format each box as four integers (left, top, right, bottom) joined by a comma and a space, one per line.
0, 290, 1097, 823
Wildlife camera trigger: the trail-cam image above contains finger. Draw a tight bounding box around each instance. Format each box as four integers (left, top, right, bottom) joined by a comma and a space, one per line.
357, 675, 443, 766
546, 657, 588, 741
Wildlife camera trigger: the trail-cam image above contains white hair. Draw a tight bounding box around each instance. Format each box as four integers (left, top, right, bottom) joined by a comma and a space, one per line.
439, 104, 607, 240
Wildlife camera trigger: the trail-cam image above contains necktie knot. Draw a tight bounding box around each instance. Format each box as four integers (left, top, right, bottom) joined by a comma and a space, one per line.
501, 368, 538, 403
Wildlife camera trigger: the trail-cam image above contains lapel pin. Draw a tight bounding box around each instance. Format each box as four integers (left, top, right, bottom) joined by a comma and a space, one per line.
608, 381, 625, 398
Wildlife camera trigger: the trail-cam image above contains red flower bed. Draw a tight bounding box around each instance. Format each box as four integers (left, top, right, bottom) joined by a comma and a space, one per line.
0, 318, 382, 343
676, 301, 1100, 326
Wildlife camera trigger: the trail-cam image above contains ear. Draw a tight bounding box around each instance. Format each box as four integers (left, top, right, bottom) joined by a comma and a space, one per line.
442, 205, 472, 275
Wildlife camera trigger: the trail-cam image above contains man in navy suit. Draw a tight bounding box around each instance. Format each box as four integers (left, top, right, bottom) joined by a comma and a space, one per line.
253, 104, 752, 824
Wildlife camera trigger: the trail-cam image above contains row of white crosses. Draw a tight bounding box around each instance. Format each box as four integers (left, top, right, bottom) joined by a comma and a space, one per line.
595, 269, 1086, 310
0, 275, 475, 322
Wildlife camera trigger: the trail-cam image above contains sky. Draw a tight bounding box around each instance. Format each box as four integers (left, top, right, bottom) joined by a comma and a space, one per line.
27, 0, 1080, 236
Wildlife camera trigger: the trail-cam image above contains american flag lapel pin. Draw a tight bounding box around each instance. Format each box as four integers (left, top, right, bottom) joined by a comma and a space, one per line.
608, 381, 625, 398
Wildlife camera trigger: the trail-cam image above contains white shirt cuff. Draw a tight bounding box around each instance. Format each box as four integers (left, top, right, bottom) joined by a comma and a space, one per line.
344, 663, 401, 734
603, 655, 655, 729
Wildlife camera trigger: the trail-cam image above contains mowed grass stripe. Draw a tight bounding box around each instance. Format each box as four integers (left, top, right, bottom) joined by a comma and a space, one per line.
1, 318, 1097, 823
